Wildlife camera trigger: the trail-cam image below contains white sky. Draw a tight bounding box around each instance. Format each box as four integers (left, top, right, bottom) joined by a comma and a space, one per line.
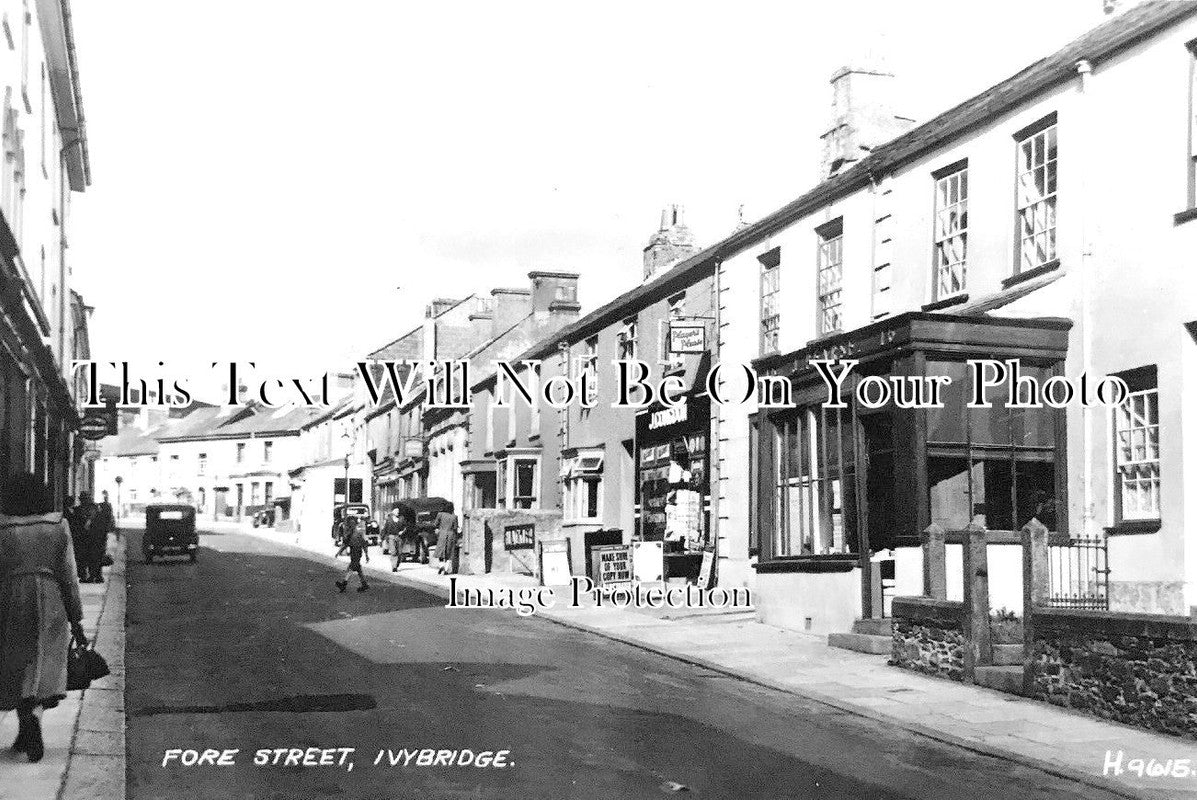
67, 0, 1109, 389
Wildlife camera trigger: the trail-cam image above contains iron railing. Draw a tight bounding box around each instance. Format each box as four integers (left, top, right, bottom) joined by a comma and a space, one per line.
1047, 532, 1110, 610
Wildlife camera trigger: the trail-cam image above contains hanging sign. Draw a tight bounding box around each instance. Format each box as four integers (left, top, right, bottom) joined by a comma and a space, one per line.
668, 323, 706, 354
78, 415, 111, 441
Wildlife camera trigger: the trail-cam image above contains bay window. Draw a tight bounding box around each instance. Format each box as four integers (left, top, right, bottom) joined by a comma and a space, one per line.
562, 450, 603, 522
771, 405, 856, 556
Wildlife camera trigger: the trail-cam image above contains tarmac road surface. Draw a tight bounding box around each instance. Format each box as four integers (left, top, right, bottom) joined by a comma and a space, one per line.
124, 526, 1128, 800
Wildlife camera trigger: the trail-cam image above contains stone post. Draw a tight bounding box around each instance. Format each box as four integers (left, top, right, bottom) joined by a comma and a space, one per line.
922, 523, 946, 599
961, 522, 992, 682
1021, 518, 1049, 696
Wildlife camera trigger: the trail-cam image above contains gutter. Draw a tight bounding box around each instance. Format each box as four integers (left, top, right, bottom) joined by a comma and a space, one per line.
56, 0, 90, 186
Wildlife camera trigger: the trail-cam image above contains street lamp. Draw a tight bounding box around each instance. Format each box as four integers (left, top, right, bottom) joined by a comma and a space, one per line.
114, 476, 123, 519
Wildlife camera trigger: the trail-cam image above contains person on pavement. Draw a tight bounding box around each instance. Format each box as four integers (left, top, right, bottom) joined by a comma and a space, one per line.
99, 490, 118, 543
380, 505, 407, 573
0, 472, 86, 764
334, 517, 370, 593
86, 491, 116, 582
72, 493, 97, 582
434, 504, 458, 575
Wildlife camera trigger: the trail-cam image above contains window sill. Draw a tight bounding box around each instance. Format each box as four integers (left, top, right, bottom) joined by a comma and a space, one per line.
1174, 208, 1197, 226
562, 519, 603, 528
1106, 519, 1162, 536
753, 554, 858, 574
922, 293, 969, 312
1002, 259, 1060, 289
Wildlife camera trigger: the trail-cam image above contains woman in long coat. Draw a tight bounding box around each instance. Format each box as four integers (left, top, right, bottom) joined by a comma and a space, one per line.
434, 504, 459, 575
0, 473, 85, 762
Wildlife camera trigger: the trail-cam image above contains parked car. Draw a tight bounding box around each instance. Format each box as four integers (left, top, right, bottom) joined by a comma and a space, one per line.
332, 504, 380, 547
249, 505, 276, 528
144, 504, 198, 564
390, 497, 453, 564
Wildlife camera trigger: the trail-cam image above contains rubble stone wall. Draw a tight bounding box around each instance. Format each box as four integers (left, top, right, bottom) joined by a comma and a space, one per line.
891, 597, 966, 682
1031, 608, 1197, 739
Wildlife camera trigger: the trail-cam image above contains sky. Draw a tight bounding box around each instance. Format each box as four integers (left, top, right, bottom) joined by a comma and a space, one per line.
67, 0, 1111, 390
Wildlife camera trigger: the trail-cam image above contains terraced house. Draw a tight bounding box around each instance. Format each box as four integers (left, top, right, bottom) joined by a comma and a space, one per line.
714, 1, 1197, 633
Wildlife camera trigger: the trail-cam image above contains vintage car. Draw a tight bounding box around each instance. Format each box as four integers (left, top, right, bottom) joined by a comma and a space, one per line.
143, 504, 198, 564
387, 497, 453, 564
249, 506, 276, 528
332, 504, 380, 547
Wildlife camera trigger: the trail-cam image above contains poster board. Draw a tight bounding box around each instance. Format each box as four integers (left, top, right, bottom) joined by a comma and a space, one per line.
538, 539, 572, 586
503, 523, 535, 550
631, 540, 664, 583
591, 544, 633, 595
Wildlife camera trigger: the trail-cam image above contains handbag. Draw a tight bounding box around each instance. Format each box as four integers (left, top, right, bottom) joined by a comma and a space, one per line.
66, 635, 110, 691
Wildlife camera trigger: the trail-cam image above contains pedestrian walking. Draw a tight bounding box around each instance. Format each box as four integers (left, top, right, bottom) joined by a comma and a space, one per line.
87, 492, 116, 581
0, 472, 86, 763
72, 493, 97, 582
99, 490, 119, 543
380, 505, 407, 573
334, 517, 370, 593
434, 504, 458, 575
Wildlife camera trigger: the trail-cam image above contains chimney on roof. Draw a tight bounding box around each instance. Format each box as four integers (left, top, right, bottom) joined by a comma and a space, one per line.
820, 65, 914, 180
490, 287, 532, 340
427, 297, 459, 318
642, 204, 698, 281
529, 271, 580, 322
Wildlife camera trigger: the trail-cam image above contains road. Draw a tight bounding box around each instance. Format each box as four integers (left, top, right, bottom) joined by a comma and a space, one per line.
125, 526, 1125, 800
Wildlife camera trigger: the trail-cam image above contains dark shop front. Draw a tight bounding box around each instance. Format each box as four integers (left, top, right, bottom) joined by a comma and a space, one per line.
635, 391, 711, 582
748, 311, 1070, 633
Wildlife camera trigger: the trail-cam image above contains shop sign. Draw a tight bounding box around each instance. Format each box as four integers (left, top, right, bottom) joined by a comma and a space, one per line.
648, 400, 688, 431
668, 324, 706, 354
503, 523, 535, 550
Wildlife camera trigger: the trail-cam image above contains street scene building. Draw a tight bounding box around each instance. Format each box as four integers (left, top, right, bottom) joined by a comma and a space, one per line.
0, 0, 92, 502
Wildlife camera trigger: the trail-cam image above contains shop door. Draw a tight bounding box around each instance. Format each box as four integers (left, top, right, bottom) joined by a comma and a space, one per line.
861, 412, 898, 552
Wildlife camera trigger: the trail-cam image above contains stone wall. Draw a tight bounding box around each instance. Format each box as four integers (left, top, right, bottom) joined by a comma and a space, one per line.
1031, 609, 1197, 739
460, 509, 565, 578
891, 597, 966, 682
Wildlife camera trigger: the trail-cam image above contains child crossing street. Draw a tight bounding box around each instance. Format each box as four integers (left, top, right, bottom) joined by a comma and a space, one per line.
334, 517, 370, 593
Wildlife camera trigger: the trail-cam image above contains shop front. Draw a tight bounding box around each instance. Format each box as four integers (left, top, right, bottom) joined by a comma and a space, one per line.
750, 312, 1070, 634
635, 391, 711, 584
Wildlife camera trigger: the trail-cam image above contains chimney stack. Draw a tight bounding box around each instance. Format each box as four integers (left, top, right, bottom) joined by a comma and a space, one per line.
820, 66, 914, 179
642, 204, 698, 281
427, 297, 459, 318
490, 287, 532, 339
528, 271, 580, 321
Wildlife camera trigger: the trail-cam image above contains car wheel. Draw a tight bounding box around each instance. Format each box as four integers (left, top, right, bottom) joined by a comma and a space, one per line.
420, 539, 430, 565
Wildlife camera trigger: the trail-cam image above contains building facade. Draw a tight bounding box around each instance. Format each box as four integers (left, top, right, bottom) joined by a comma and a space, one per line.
716, 2, 1197, 631
0, 0, 91, 504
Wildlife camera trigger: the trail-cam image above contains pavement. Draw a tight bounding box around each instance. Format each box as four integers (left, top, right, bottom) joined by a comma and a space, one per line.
0, 532, 126, 800
236, 520, 1197, 800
